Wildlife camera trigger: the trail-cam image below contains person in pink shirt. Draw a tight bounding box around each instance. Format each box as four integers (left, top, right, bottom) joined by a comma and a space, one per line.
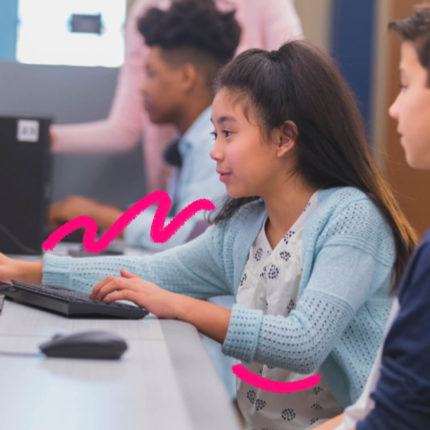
50, 0, 303, 193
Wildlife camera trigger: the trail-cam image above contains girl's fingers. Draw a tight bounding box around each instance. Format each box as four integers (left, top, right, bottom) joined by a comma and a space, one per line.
96, 278, 124, 301
103, 290, 142, 306
103, 290, 128, 303
91, 271, 140, 299
97, 277, 143, 301
120, 269, 139, 279
90, 275, 116, 300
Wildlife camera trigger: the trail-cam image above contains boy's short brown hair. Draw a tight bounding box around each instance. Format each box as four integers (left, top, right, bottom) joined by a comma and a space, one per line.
389, 6, 430, 86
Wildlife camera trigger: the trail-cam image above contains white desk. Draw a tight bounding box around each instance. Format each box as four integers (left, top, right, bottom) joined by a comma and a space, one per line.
0, 300, 241, 430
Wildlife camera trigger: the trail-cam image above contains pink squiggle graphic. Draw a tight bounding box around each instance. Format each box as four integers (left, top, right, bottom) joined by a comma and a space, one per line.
42, 190, 215, 252
232, 364, 321, 393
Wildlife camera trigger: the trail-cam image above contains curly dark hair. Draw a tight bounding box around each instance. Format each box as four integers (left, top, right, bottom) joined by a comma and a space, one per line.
138, 0, 241, 67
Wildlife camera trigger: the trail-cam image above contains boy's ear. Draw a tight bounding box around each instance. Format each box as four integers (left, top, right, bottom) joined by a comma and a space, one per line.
179, 62, 199, 92
275, 120, 298, 157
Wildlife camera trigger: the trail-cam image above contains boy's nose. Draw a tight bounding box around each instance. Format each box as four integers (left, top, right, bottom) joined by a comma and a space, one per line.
141, 83, 147, 96
141, 76, 150, 96
389, 95, 400, 120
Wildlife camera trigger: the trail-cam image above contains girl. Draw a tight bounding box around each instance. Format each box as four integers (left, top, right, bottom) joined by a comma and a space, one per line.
0, 41, 416, 429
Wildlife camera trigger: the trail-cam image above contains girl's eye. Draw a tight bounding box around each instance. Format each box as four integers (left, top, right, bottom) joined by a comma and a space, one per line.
399, 84, 408, 91
210, 130, 232, 140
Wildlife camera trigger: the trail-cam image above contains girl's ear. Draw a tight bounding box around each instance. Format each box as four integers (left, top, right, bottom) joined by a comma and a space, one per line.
275, 120, 298, 157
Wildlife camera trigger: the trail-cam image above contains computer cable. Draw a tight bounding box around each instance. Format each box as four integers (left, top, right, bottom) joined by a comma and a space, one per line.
0, 224, 41, 254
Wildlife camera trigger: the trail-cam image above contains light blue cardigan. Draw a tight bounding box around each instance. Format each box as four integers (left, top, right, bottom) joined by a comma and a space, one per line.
43, 187, 395, 407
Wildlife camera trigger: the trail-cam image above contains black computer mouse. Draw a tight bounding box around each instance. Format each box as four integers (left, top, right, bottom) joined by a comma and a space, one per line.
39, 330, 128, 360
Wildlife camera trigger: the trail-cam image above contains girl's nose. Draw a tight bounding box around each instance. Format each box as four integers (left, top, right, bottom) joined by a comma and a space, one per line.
210, 139, 223, 161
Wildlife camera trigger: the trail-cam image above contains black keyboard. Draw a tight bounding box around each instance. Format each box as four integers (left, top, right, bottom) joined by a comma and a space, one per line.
0, 280, 148, 319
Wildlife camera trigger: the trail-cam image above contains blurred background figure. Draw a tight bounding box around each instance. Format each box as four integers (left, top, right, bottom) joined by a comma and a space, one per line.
48, 0, 242, 251
50, 0, 303, 194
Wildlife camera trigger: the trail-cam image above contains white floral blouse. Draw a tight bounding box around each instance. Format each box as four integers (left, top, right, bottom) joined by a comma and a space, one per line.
236, 192, 342, 430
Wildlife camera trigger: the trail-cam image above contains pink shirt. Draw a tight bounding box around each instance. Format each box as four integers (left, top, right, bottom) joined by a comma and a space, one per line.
52, 0, 303, 192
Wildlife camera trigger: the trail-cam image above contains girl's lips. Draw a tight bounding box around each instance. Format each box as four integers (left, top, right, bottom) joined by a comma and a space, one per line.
217, 170, 231, 182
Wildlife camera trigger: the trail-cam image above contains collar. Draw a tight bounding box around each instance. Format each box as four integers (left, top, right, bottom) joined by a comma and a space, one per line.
179, 106, 212, 150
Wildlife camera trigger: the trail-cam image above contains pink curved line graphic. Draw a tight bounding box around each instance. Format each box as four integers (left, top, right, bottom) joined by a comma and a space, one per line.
232, 364, 321, 393
42, 190, 215, 252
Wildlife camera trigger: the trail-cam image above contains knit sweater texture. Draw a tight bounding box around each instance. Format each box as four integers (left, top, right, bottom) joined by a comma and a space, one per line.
43, 187, 395, 407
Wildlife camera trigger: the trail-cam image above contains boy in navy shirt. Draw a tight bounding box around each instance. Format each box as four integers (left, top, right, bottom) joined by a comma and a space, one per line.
316, 6, 430, 430
357, 8, 430, 429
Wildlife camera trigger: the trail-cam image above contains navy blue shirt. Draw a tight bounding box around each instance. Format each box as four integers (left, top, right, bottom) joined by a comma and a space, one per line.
357, 229, 430, 429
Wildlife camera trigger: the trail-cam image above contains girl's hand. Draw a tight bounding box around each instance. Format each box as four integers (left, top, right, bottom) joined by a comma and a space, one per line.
0, 253, 21, 282
90, 269, 181, 319
0, 253, 43, 284
92, 269, 231, 343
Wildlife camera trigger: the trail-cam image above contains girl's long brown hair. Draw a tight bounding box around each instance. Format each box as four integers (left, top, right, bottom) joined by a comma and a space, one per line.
213, 41, 417, 293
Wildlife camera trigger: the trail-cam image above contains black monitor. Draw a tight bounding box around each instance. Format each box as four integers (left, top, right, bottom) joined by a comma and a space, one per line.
70, 13, 103, 35
0, 116, 52, 254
